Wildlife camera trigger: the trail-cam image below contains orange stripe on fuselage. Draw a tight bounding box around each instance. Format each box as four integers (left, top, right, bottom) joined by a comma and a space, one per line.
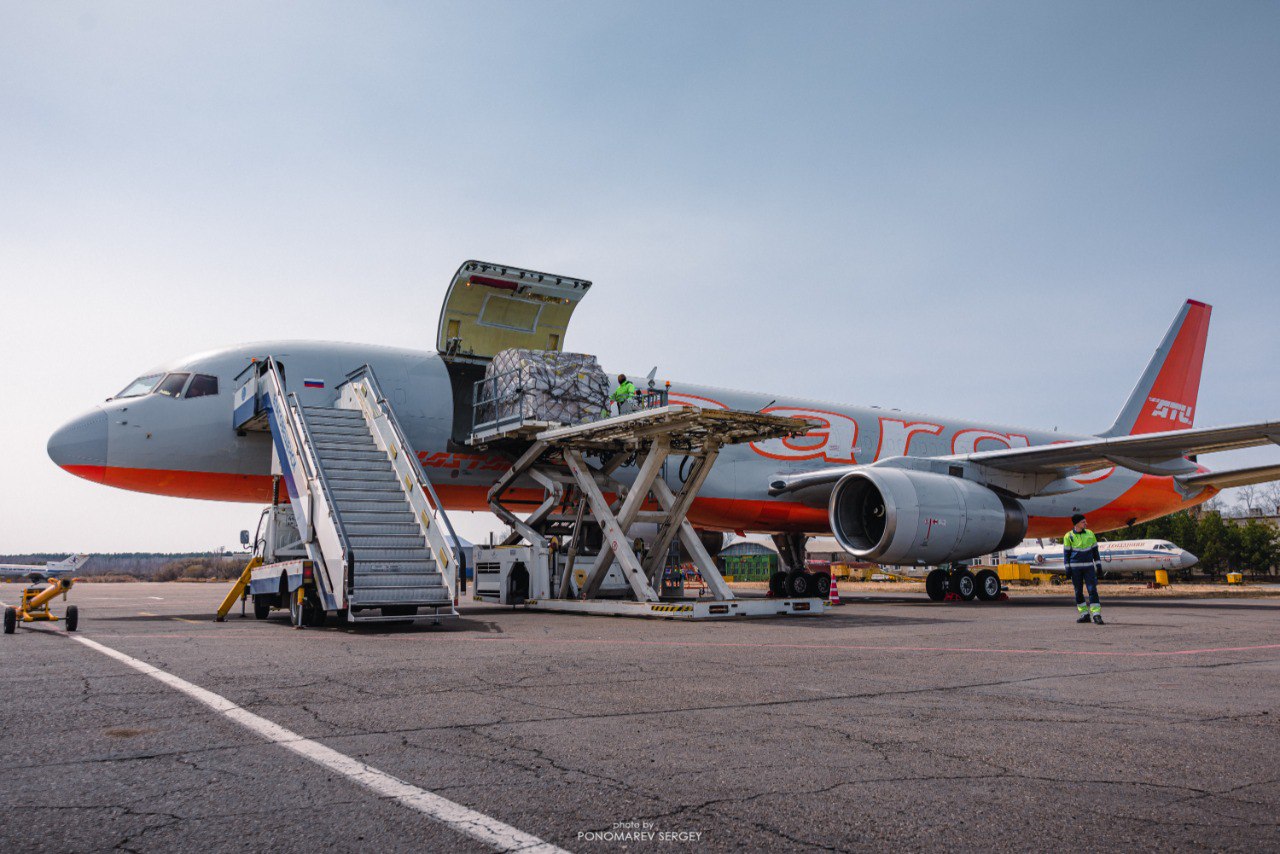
59, 465, 1215, 537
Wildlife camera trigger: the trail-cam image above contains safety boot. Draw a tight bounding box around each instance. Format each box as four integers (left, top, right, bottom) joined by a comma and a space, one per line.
1092, 614, 1105, 625
1076, 613, 1091, 624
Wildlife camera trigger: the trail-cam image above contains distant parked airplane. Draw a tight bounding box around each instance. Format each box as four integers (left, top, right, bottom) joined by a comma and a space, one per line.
0, 554, 91, 583
1003, 540, 1197, 575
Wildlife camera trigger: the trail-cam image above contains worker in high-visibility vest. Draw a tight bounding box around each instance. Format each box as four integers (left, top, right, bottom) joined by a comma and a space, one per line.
607, 374, 639, 416
1063, 513, 1104, 624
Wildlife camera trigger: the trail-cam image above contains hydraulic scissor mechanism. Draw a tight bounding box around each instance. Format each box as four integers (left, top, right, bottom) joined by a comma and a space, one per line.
470, 403, 828, 620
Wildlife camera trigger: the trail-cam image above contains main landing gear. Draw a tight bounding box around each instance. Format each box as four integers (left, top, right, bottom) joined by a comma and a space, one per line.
767, 534, 831, 599
925, 565, 1003, 602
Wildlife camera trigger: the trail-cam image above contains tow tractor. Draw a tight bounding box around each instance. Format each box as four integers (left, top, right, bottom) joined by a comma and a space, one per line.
3, 578, 79, 634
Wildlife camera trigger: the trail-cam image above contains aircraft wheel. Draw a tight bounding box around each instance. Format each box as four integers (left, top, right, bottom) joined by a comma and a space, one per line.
813, 572, 831, 600
786, 570, 815, 598
3, 607, 15, 634
950, 568, 977, 601
767, 571, 788, 598
975, 569, 1001, 601
925, 569, 948, 601
253, 595, 271, 620
65, 605, 79, 632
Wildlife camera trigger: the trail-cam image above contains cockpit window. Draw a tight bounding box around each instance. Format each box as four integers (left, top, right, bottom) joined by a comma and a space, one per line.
186, 374, 219, 398
155, 373, 191, 397
114, 374, 163, 399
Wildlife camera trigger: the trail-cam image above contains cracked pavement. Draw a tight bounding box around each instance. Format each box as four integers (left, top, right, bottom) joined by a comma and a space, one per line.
1, 581, 1278, 852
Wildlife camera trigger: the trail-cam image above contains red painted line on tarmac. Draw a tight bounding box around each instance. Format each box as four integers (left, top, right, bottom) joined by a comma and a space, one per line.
469, 636, 1280, 658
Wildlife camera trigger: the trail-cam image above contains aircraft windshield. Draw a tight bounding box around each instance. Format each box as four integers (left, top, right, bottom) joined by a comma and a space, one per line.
155, 373, 191, 398
114, 374, 163, 399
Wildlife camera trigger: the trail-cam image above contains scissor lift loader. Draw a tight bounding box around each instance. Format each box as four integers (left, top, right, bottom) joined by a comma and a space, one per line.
468, 397, 826, 620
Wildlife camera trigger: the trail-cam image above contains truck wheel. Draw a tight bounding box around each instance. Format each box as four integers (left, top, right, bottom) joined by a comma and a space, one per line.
65, 605, 79, 632
3, 607, 15, 634
303, 596, 326, 628
767, 571, 788, 598
950, 568, 977, 601
786, 570, 814, 598
975, 569, 1001, 601
289, 590, 304, 627
253, 596, 271, 620
925, 569, 948, 601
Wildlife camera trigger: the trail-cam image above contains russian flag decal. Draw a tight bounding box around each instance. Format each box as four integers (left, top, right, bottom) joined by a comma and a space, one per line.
303, 378, 325, 389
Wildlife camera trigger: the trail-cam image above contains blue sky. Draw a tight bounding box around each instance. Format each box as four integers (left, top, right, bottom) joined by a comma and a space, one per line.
2, 2, 1277, 551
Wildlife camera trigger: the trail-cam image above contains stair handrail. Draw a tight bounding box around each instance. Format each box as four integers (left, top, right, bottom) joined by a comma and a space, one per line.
260, 357, 355, 597
339, 364, 468, 593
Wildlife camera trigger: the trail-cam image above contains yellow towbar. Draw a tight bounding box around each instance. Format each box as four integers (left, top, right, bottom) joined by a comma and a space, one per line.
4, 578, 79, 633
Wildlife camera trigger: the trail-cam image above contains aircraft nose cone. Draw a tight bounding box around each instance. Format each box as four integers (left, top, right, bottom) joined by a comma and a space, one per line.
1182, 550, 1198, 568
48, 409, 108, 483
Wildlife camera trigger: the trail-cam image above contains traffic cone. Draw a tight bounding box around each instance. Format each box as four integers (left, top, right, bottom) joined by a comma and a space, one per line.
829, 574, 841, 606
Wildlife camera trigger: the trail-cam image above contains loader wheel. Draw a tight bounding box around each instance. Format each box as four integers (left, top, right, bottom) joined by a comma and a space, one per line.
3, 607, 15, 634
925, 569, 948, 602
65, 605, 79, 632
253, 595, 271, 620
975, 569, 1001, 601
767, 571, 788, 598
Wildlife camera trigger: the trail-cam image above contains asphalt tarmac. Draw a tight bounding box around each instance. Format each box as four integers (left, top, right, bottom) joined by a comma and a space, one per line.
2, 582, 1278, 853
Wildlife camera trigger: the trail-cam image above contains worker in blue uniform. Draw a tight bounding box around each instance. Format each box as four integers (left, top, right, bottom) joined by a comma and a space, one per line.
1063, 513, 1104, 624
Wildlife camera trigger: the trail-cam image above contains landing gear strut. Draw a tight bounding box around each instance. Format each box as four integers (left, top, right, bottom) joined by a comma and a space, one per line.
772, 533, 821, 598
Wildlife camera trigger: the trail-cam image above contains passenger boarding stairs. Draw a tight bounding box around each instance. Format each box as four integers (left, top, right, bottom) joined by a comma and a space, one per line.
242, 358, 463, 623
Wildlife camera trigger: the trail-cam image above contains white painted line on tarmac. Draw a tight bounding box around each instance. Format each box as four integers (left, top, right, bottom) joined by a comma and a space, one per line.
69, 634, 569, 854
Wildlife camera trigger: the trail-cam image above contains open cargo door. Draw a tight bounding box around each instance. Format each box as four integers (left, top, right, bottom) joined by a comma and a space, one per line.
436, 260, 592, 362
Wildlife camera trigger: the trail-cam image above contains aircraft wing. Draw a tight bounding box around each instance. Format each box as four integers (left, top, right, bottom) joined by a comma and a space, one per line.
1174, 463, 1280, 491
768, 419, 1280, 498
964, 420, 1280, 476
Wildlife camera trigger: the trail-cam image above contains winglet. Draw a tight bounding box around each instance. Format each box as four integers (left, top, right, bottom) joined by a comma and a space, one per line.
1102, 300, 1211, 437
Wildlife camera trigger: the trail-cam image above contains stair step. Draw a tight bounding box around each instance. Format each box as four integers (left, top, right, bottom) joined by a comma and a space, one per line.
316, 447, 385, 462
322, 457, 394, 472
349, 587, 451, 606
344, 522, 422, 537
331, 486, 403, 502
350, 547, 433, 563
353, 573, 444, 588
348, 534, 427, 550
304, 407, 364, 419
353, 559, 437, 573
341, 511, 418, 527
327, 469, 398, 486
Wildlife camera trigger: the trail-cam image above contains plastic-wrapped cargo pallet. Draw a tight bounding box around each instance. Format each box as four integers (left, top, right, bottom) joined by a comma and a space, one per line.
485, 349, 611, 427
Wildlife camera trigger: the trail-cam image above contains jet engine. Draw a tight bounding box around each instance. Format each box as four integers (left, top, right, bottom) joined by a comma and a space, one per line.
829, 468, 1027, 565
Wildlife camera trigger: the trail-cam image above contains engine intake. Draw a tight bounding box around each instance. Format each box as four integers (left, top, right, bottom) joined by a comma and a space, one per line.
829, 468, 1027, 564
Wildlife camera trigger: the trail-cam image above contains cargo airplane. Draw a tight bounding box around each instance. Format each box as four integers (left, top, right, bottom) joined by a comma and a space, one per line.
0, 554, 90, 583
47, 262, 1280, 600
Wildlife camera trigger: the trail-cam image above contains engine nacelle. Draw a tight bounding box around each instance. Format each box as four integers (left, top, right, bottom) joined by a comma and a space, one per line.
829, 468, 1027, 564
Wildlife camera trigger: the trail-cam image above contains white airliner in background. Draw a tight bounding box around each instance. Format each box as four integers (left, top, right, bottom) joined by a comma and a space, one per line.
1003, 540, 1197, 574
0, 554, 91, 583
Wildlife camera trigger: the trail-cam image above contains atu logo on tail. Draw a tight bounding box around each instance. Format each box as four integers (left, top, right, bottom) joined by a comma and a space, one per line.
1148, 396, 1193, 425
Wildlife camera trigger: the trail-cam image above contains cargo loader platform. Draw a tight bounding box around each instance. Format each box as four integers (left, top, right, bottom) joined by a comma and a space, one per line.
466, 395, 826, 621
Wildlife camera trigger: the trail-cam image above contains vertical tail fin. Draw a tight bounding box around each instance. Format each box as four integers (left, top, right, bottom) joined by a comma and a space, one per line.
1102, 299, 1211, 437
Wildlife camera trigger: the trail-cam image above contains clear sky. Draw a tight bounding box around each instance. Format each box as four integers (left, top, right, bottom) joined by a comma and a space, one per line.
2, 1, 1277, 552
